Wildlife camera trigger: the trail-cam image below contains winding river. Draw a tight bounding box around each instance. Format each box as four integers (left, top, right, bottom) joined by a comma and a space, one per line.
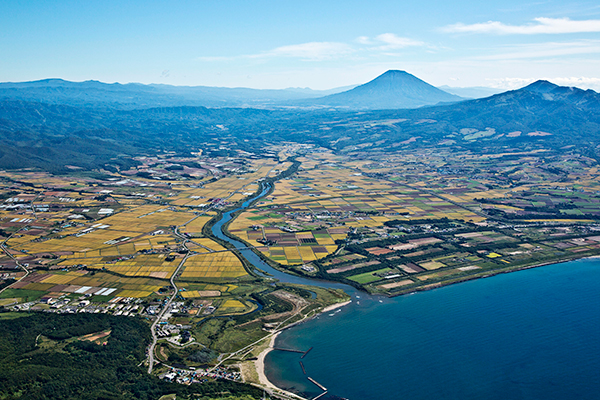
211, 182, 358, 293
211, 182, 600, 400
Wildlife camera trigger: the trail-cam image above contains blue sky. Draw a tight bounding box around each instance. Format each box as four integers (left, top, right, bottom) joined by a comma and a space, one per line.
1, 0, 600, 90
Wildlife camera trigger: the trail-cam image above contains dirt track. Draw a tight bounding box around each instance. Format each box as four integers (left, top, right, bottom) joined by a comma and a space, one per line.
238, 290, 308, 328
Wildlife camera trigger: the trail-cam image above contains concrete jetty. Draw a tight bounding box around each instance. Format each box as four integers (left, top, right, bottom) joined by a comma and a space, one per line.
307, 377, 327, 391
273, 347, 305, 353
301, 346, 313, 359
312, 391, 328, 400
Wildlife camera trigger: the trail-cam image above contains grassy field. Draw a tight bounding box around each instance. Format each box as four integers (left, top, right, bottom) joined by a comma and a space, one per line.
0, 289, 47, 301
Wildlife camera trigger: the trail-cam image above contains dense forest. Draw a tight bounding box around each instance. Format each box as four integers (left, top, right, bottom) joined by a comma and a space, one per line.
0, 313, 262, 400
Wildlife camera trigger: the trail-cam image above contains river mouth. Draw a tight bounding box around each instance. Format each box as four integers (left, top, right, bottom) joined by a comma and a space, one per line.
209, 183, 600, 400
264, 259, 600, 400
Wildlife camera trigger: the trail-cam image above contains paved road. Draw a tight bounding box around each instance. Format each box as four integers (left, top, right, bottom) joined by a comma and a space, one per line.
0, 193, 41, 295
0, 242, 30, 295
147, 250, 191, 373
146, 174, 272, 373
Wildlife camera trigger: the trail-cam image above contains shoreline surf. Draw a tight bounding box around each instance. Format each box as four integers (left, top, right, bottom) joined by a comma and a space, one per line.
254, 300, 353, 398
269, 257, 599, 397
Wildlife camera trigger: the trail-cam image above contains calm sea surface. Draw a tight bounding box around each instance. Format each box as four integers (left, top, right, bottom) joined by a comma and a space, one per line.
265, 259, 600, 400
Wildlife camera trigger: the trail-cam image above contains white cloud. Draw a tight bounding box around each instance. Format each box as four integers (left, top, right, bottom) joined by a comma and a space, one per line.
198, 34, 424, 63
356, 36, 372, 45
264, 35, 423, 60
265, 42, 353, 61
374, 33, 424, 49
197, 42, 351, 62
551, 77, 600, 89
486, 77, 538, 89
356, 33, 424, 50
443, 17, 600, 35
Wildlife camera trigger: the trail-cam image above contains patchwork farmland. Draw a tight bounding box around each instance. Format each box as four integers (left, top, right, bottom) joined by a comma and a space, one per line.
3, 142, 600, 318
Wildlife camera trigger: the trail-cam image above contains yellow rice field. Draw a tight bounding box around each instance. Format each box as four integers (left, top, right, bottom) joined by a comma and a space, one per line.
179, 252, 247, 279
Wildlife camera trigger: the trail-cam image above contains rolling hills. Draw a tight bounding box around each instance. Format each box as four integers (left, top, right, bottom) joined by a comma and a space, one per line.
1, 73, 600, 171
0, 78, 351, 109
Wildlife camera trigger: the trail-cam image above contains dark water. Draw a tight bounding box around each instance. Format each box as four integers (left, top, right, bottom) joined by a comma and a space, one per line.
212, 183, 600, 399
265, 259, 600, 400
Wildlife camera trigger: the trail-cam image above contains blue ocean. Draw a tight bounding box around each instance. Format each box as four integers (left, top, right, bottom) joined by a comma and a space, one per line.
265, 259, 600, 399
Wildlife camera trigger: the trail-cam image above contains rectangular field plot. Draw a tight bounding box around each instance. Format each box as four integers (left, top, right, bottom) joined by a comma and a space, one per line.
115, 289, 154, 298
40, 271, 87, 284
419, 261, 446, 270
103, 265, 177, 279
180, 290, 222, 298
81, 254, 181, 279
179, 252, 247, 279
221, 299, 246, 309
378, 280, 415, 290
179, 216, 213, 234
2, 271, 165, 299
348, 268, 395, 284
417, 269, 462, 281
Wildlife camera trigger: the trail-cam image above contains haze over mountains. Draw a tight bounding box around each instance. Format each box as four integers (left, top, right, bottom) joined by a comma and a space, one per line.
437, 85, 503, 99
1, 69, 600, 171
0, 71, 466, 110
0, 79, 353, 110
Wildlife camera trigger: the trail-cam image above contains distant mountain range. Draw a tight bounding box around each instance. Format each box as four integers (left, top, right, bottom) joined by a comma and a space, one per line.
1, 71, 600, 171
0, 71, 468, 111
403, 80, 600, 136
0, 79, 352, 110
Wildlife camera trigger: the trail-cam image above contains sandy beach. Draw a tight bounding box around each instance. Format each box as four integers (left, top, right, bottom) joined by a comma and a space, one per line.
255, 331, 307, 400
320, 300, 352, 314
252, 300, 352, 399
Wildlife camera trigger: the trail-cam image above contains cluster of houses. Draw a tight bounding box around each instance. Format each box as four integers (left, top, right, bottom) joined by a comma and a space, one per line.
159, 366, 241, 385
10, 294, 146, 316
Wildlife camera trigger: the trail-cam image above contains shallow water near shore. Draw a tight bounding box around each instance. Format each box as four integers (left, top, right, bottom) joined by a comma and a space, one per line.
265, 259, 600, 400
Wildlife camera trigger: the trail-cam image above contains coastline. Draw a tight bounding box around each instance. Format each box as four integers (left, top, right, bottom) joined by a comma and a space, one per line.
320, 300, 352, 313
253, 300, 352, 399
254, 255, 600, 398
255, 332, 307, 400
387, 254, 599, 298
255, 257, 600, 400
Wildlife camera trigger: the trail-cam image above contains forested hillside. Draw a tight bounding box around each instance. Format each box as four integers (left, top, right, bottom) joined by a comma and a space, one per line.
0, 313, 262, 400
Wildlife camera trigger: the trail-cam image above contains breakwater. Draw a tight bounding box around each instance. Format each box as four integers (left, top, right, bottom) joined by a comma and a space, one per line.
210, 182, 600, 400
265, 259, 600, 399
